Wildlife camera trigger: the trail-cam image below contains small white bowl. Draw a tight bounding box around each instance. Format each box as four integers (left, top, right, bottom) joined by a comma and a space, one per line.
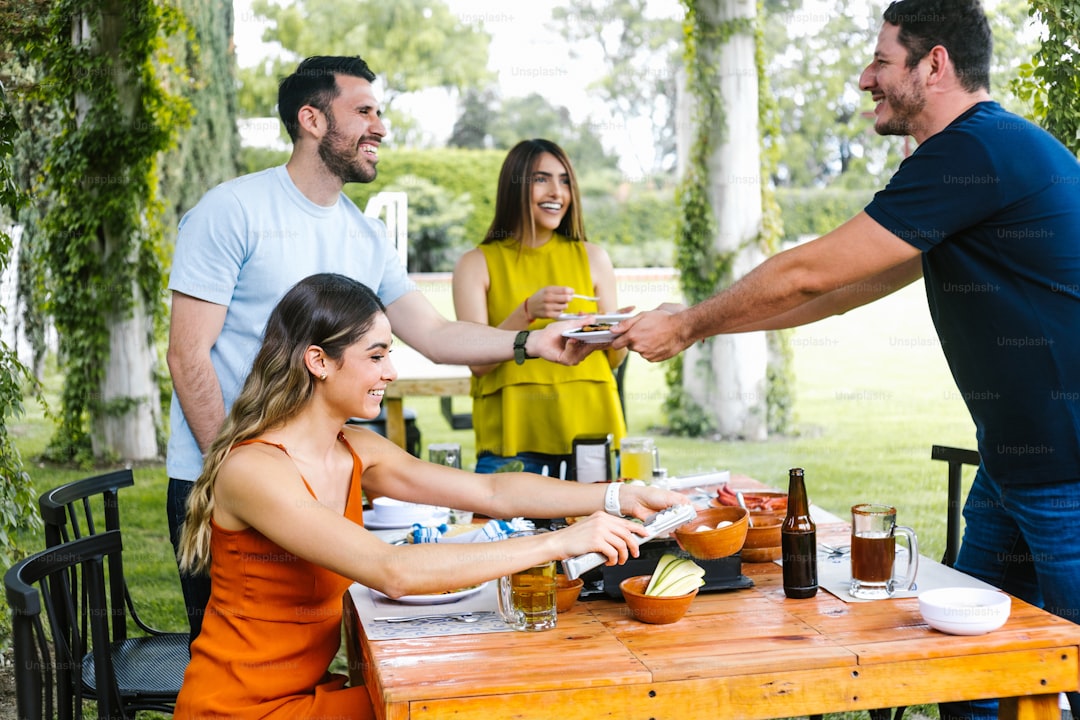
918, 587, 1011, 636
371, 497, 437, 525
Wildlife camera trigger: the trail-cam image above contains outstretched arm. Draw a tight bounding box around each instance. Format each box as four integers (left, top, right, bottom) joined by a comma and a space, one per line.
387, 289, 594, 367
611, 212, 921, 361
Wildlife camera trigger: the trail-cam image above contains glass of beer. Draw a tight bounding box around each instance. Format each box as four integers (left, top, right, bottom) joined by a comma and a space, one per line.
497, 530, 557, 631
849, 504, 919, 600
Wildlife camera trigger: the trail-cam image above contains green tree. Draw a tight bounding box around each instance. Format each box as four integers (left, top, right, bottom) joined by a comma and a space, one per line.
1013, 0, 1080, 156
240, 0, 494, 142
0, 80, 43, 570
17, 0, 193, 464
489, 93, 620, 173
552, 0, 682, 177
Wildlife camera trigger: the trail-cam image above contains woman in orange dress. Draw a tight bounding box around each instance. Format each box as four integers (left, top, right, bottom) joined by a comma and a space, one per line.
174, 273, 686, 719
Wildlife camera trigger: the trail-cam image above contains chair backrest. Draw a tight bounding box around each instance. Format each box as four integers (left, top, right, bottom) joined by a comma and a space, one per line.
363, 190, 409, 269
5, 531, 129, 720
931, 445, 981, 567
39, 470, 138, 642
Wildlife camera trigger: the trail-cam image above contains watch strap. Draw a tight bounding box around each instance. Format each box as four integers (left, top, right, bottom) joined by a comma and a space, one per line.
514, 330, 530, 365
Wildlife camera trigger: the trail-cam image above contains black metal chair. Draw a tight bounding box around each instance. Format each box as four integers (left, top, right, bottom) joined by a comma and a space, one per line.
930, 445, 980, 568
37, 470, 189, 711
5, 530, 178, 719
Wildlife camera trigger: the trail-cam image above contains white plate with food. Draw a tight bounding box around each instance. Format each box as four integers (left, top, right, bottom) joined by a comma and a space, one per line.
369, 582, 488, 605
557, 312, 634, 323
562, 325, 616, 343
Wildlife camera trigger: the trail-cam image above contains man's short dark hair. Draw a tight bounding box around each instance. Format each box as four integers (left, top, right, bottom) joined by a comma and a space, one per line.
277, 56, 377, 141
883, 0, 992, 93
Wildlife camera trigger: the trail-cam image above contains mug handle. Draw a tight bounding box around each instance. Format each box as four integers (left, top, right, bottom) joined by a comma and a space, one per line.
892, 525, 919, 591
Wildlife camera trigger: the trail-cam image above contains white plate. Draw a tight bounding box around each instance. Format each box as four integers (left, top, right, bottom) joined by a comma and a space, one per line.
363, 509, 448, 530
562, 328, 615, 344
557, 312, 634, 323
369, 582, 487, 605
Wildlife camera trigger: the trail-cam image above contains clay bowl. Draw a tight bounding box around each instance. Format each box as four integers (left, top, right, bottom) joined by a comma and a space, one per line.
674, 506, 748, 560
744, 513, 782, 548
741, 513, 783, 562
555, 574, 584, 613
619, 574, 698, 625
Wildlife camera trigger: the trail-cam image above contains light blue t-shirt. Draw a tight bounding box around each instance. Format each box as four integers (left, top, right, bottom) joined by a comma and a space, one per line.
166, 165, 415, 481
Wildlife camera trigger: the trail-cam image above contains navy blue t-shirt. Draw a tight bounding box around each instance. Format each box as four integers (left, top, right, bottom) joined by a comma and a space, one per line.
865, 102, 1080, 485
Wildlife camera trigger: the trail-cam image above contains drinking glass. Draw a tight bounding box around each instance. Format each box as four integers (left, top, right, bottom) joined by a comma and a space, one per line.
497, 530, 557, 631
849, 503, 918, 600
620, 437, 657, 482
429, 444, 471, 523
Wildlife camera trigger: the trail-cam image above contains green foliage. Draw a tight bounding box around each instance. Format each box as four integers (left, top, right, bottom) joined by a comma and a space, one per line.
20, 0, 193, 464
582, 187, 679, 268
0, 81, 44, 574
552, 0, 682, 176
242, 0, 493, 143
775, 187, 875, 242
344, 147, 505, 250
1012, 0, 1080, 156
384, 175, 473, 273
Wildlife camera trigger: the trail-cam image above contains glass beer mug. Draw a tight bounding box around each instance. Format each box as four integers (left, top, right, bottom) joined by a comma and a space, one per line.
497, 530, 557, 631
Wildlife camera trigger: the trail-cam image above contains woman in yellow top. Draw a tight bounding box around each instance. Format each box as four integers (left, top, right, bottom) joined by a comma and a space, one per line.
454, 139, 628, 478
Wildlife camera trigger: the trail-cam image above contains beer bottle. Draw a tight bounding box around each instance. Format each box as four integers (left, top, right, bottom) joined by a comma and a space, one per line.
781, 467, 818, 599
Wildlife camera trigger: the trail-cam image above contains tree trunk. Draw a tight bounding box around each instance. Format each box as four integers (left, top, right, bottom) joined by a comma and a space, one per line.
82, 2, 161, 461
678, 0, 768, 440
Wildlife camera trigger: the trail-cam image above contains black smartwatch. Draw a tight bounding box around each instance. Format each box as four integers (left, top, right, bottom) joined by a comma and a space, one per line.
514, 330, 531, 365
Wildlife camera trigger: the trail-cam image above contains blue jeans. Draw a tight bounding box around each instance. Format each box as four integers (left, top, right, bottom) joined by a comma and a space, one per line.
168, 477, 210, 644
475, 451, 576, 479
939, 467, 1080, 720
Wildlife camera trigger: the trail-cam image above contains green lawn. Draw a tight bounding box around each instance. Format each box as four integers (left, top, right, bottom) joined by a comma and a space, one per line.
7, 270, 970, 720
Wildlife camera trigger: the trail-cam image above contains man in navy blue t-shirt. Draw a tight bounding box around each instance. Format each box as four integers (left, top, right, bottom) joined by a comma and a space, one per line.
615, 1, 1080, 717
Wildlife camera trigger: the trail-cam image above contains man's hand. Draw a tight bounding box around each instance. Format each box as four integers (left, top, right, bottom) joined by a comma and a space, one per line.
610, 306, 694, 362
526, 319, 603, 365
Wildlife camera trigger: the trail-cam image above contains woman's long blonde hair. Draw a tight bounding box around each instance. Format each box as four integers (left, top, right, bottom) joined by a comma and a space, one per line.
178, 273, 385, 574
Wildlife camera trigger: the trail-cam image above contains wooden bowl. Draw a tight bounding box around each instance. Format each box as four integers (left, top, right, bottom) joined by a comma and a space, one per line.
619, 575, 698, 625
744, 514, 782, 548
674, 506, 748, 560
741, 513, 783, 562
555, 574, 584, 613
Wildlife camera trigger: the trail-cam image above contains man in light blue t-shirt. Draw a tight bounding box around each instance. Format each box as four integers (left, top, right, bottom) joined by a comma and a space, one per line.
166, 56, 592, 640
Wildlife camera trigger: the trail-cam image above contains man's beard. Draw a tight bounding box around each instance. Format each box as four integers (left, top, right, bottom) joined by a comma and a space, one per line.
875, 72, 927, 137
318, 117, 377, 184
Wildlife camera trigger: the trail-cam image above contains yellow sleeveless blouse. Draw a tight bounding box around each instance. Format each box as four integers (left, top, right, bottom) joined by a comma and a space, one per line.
473, 235, 627, 457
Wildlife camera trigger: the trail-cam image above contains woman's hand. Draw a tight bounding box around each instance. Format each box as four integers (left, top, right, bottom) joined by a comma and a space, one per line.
525, 285, 575, 321
618, 484, 692, 521
551, 511, 651, 566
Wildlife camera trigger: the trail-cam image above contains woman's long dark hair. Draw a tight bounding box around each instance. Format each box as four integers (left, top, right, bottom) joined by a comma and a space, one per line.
483, 138, 586, 245
179, 273, 385, 574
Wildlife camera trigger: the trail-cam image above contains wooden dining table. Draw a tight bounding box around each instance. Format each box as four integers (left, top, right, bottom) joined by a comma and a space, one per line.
383, 345, 471, 449
345, 482, 1080, 720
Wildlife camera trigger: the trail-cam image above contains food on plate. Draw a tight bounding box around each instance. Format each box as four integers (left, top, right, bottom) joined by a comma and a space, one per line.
716, 485, 788, 513
578, 323, 613, 332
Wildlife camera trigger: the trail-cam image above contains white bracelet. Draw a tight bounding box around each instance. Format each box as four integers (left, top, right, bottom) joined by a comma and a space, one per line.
604, 482, 623, 516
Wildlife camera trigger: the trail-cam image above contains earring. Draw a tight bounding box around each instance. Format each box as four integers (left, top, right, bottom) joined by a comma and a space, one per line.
320, 372, 328, 381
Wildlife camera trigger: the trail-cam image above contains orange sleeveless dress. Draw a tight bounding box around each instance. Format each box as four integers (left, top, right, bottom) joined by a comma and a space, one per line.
175, 435, 374, 719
